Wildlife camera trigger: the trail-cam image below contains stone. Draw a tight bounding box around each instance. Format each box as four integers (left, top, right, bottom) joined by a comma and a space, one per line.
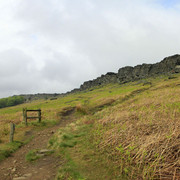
12, 168, 16, 172
13, 177, 26, 180
24, 173, 32, 177
38, 149, 54, 154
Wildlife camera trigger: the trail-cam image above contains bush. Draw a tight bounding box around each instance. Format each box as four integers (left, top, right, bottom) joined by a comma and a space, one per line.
0, 96, 25, 109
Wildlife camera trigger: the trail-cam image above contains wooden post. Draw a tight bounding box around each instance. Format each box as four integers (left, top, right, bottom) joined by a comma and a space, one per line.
38, 109, 41, 123
9, 123, 15, 143
23, 108, 27, 126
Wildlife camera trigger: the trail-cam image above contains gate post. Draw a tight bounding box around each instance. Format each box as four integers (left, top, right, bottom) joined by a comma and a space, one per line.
38, 109, 41, 123
23, 108, 27, 126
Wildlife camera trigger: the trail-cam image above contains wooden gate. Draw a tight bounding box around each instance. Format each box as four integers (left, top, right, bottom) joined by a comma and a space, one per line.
23, 108, 41, 126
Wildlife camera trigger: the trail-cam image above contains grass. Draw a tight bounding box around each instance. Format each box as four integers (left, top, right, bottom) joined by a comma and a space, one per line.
25, 149, 54, 162
25, 149, 40, 162
0, 141, 23, 161
0, 73, 180, 179
48, 74, 180, 179
49, 124, 89, 179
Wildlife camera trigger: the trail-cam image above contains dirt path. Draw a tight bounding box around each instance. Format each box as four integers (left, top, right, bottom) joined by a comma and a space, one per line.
0, 109, 75, 180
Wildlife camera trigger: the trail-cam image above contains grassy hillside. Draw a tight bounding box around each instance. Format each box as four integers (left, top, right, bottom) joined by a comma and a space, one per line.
0, 74, 179, 179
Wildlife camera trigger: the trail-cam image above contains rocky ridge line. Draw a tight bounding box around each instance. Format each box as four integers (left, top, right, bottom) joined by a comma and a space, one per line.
69, 54, 180, 93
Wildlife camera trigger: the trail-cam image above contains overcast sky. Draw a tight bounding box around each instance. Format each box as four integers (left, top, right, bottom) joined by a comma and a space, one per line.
0, 0, 180, 98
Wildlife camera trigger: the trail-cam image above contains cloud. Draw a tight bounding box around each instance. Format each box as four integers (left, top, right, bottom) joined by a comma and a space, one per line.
0, 0, 180, 97
0, 49, 41, 96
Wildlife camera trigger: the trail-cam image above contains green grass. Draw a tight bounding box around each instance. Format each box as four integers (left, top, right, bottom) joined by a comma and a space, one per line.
50, 122, 118, 180
25, 149, 40, 162
25, 149, 54, 162
49, 124, 91, 180
0, 141, 23, 161
56, 153, 84, 180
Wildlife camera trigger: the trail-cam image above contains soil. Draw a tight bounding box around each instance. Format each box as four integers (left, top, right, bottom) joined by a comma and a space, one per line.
0, 109, 75, 180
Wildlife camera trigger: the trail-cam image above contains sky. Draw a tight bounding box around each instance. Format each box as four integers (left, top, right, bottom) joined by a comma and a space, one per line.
0, 0, 180, 98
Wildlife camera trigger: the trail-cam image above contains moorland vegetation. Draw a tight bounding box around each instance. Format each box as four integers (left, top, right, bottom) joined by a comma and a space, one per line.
0, 73, 179, 179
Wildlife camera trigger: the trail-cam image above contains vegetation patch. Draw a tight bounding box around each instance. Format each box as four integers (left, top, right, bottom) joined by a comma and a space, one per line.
25, 149, 54, 162
0, 141, 23, 161
25, 149, 40, 162
0, 96, 24, 109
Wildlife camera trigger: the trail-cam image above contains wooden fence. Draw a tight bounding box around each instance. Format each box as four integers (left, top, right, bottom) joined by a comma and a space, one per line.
23, 108, 41, 126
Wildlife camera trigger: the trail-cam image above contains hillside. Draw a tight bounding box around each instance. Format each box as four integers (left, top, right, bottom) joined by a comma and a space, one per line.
0, 57, 179, 179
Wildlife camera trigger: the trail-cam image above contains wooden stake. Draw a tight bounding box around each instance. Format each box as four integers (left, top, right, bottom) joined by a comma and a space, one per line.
9, 123, 15, 143
38, 109, 41, 123
23, 108, 27, 126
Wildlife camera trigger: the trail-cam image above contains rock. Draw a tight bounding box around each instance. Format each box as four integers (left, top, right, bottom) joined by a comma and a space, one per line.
13, 177, 26, 180
24, 173, 32, 177
38, 149, 54, 154
4, 173, 10, 176
13, 160, 17, 163
12, 168, 16, 172
143, 81, 152, 86
168, 76, 177, 79
21, 93, 60, 102
175, 65, 180, 73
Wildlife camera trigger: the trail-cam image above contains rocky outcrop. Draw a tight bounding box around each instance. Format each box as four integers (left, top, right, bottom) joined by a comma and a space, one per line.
118, 54, 180, 83
71, 54, 180, 93
20, 93, 60, 102
80, 72, 118, 90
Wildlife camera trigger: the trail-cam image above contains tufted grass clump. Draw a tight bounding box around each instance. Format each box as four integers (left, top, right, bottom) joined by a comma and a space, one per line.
25, 149, 40, 162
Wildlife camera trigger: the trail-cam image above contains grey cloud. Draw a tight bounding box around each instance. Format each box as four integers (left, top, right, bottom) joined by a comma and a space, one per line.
0, 49, 41, 97
0, 49, 32, 76
41, 50, 96, 87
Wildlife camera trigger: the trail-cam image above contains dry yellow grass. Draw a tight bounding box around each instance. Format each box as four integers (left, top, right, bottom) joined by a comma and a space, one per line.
91, 77, 180, 179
